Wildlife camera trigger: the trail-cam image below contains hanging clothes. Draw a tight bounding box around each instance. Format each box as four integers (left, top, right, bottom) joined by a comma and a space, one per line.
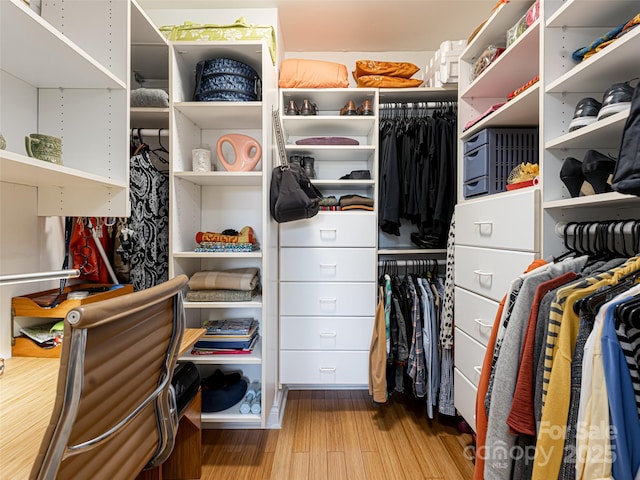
124, 141, 169, 291
378, 103, 457, 248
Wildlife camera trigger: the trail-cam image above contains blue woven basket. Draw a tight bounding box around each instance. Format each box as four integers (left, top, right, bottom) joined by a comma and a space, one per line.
193, 58, 261, 102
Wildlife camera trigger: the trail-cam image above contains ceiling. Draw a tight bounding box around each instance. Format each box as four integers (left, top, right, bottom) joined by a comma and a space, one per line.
139, 0, 498, 52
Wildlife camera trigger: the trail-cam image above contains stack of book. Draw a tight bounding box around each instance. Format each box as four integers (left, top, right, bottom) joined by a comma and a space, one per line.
192, 318, 259, 355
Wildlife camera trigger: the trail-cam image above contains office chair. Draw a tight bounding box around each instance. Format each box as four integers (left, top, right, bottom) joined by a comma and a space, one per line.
30, 275, 188, 480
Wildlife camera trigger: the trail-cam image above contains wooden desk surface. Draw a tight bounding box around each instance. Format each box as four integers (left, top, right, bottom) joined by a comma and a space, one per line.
0, 328, 204, 479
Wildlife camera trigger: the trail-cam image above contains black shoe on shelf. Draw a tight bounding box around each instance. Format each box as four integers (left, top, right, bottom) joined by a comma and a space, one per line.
568, 97, 601, 132
597, 81, 635, 120
581, 149, 616, 194
560, 156, 587, 197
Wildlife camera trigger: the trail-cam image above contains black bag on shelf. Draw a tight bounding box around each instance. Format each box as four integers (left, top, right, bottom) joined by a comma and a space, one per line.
193, 57, 262, 102
270, 163, 322, 223
269, 109, 322, 223
611, 81, 640, 196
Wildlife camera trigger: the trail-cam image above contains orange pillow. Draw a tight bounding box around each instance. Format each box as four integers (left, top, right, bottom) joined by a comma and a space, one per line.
278, 58, 349, 88
354, 60, 420, 79
356, 75, 424, 88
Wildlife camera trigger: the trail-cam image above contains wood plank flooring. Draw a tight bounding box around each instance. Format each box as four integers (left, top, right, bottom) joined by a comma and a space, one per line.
200, 390, 475, 480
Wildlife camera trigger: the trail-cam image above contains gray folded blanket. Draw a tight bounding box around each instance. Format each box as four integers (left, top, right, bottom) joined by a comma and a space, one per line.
130, 88, 169, 107
188, 268, 259, 291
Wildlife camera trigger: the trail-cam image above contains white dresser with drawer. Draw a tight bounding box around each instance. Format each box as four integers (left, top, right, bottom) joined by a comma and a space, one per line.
279, 212, 377, 386
453, 189, 540, 431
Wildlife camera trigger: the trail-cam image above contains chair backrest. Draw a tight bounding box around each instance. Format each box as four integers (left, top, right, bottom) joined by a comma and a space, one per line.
30, 275, 188, 480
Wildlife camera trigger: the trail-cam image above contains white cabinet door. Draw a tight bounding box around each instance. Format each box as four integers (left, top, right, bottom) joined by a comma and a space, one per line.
280, 351, 369, 384
280, 282, 376, 316
279, 213, 377, 247
455, 189, 539, 251
280, 247, 376, 282
454, 287, 499, 347
454, 368, 478, 433
454, 327, 486, 387
454, 245, 537, 302
280, 316, 374, 350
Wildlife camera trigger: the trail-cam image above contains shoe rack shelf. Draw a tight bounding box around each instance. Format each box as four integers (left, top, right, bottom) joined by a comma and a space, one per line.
279, 88, 378, 200
541, 0, 640, 231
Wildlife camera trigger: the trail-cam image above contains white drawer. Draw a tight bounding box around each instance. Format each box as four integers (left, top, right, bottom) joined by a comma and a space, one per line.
454, 245, 537, 302
455, 287, 498, 346
455, 189, 539, 251
279, 212, 377, 247
280, 351, 368, 385
280, 282, 376, 316
454, 327, 486, 387
280, 248, 376, 282
280, 316, 374, 350
454, 368, 477, 432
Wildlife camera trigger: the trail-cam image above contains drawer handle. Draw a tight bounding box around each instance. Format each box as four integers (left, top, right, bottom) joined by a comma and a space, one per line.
319, 297, 337, 304
473, 270, 493, 277
473, 318, 493, 329
473, 221, 493, 235
319, 367, 336, 373
473, 366, 482, 375
320, 263, 337, 270
319, 332, 337, 337
319, 229, 337, 240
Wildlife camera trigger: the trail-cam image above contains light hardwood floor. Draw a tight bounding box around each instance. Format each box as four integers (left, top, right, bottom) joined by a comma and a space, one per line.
200, 389, 475, 480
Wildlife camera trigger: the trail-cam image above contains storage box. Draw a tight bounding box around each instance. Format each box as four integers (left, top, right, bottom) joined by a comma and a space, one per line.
424, 39, 466, 87
462, 128, 538, 199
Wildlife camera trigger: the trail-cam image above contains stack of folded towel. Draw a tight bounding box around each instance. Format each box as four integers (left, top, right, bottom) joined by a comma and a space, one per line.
186, 267, 260, 302
353, 60, 423, 88
194, 225, 258, 252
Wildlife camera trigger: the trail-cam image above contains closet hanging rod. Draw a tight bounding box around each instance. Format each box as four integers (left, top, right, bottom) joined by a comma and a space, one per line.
130, 128, 169, 138
555, 220, 639, 238
379, 101, 456, 109
0, 269, 80, 286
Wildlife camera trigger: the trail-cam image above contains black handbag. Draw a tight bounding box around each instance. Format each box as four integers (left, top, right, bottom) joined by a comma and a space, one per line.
270, 110, 322, 223
611, 81, 640, 195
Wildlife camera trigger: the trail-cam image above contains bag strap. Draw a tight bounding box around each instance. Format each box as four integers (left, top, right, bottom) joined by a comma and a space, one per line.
272, 109, 289, 168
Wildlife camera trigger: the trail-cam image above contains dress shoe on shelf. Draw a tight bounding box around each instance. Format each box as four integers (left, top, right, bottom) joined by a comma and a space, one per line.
581, 149, 616, 194
568, 97, 601, 132
597, 81, 634, 120
357, 100, 374, 116
560, 156, 587, 197
340, 100, 357, 116
300, 99, 318, 116
285, 99, 299, 115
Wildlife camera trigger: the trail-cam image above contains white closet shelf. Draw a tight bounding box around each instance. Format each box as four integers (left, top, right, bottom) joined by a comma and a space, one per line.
183, 298, 263, 309
180, 342, 263, 365
0, 150, 127, 190
543, 191, 639, 210
378, 249, 447, 255
460, 0, 535, 62
201, 409, 262, 425
545, 108, 629, 150
546, 26, 640, 94
378, 87, 458, 103
173, 171, 262, 186
131, 0, 168, 45
546, 0, 640, 28
311, 179, 375, 188
0, 0, 125, 89
174, 102, 263, 130
130, 108, 170, 128
461, 82, 539, 139
461, 20, 539, 100
173, 251, 262, 258
283, 117, 376, 137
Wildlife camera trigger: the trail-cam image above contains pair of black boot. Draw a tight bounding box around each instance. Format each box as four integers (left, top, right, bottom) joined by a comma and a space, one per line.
560, 150, 616, 197
289, 155, 316, 178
